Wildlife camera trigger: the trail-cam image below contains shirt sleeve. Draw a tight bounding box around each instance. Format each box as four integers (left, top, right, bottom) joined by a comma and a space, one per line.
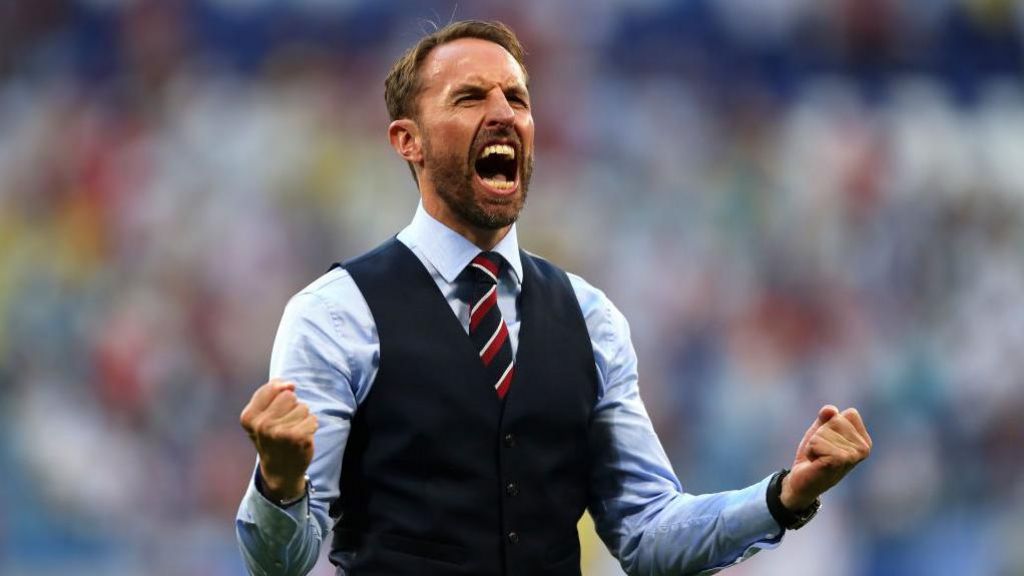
569, 274, 784, 576
235, 270, 378, 576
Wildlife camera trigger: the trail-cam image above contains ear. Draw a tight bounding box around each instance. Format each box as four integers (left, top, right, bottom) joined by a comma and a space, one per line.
388, 119, 423, 165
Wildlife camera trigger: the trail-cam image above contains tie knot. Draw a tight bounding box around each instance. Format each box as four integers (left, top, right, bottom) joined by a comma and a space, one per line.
469, 252, 503, 285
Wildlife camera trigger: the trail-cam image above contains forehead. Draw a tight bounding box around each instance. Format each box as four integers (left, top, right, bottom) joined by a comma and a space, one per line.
420, 37, 527, 93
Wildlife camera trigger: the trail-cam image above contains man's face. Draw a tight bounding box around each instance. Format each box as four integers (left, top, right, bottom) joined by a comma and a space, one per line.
413, 38, 534, 232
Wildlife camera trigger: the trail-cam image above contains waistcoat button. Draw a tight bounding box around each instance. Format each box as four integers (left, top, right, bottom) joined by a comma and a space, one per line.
505, 481, 519, 496
503, 433, 516, 448
507, 531, 520, 544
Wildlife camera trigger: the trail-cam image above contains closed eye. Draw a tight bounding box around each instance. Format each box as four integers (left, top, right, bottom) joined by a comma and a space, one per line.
452, 87, 486, 105
505, 90, 529, 108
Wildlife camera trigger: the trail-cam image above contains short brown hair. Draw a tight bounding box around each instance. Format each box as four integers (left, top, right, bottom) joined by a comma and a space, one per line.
384, 20, 528, 122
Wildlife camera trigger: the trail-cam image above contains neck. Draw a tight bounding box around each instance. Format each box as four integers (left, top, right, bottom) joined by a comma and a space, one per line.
421, 194, 512, 251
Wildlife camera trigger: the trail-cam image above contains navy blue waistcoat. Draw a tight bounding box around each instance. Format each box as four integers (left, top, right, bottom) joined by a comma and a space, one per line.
329, 239, 599, 576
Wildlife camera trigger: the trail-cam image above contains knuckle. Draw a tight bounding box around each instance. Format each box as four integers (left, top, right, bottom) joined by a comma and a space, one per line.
253, 412, 270, 429
262, 421, 288, 442
276, 427, 306, 446
250, 414, 269, 436
261, 424, 279, 442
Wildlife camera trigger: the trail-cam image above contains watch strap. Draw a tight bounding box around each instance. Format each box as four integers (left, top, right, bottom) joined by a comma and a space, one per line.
766, 468, 820, 530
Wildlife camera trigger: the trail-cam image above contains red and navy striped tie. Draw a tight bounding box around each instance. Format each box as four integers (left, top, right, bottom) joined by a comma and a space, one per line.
468, 252, 514, 399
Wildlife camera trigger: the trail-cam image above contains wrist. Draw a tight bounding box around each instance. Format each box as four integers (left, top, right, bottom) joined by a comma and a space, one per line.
779, 473, 816, 512
767, 469, 820, 530
258, 464, 307, 506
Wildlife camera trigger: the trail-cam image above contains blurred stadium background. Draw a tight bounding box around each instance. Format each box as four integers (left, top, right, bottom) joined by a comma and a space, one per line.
2, 0, 1024, 574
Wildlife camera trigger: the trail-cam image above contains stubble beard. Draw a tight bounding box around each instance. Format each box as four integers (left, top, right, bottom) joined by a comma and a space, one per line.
422, 132, 533, 231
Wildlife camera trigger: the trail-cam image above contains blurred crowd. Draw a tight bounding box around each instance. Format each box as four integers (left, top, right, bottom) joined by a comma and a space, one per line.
2, 1, 1023, 575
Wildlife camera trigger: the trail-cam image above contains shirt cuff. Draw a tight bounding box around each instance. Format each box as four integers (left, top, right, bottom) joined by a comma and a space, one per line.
723, 474, 786, 543
694, 475, 785, 575
243, 471, 309, 545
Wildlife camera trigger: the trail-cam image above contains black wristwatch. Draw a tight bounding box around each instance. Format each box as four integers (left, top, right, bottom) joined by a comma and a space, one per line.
766, 469, 820, 530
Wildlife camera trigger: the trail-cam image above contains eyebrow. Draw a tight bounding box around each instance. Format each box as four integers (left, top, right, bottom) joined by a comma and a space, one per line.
451, 76, 529, 96
504, 85, 529, 99
449, 83, 531, 105
451, 84, 487, 97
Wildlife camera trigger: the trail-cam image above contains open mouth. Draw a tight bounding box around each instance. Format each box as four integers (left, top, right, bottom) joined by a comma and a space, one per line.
473, 143, 518, 193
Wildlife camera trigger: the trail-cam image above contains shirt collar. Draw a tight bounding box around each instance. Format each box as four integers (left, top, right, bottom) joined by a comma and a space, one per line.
398, 201, 523, 285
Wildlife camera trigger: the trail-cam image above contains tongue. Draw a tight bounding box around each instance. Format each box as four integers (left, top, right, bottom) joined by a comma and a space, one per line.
485, 173, 508, 183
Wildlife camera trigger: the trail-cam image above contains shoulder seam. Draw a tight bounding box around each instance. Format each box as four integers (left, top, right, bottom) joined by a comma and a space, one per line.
297, 274, 360, 382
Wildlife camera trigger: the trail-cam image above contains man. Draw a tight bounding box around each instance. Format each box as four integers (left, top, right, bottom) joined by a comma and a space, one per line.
235, 20, 871, 576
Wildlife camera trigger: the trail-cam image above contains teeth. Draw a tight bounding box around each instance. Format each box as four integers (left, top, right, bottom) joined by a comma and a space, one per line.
479, 144, 515, 160
482, 178, 516, 191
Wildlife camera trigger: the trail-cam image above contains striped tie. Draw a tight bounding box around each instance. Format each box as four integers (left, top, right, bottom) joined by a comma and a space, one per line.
468, 252, 514, 399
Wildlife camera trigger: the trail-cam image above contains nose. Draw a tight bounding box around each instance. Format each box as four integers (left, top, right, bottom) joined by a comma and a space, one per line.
483, 89, 515, 128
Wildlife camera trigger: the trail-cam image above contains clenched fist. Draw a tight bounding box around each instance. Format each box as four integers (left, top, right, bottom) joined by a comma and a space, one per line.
782, 405, 872, 511
240, 379, 318, 503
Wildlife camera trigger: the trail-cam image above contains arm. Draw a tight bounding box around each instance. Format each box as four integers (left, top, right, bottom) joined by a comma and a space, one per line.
236, 273, 378, 576
576, 281, 782, 575
575, 277, 872, 575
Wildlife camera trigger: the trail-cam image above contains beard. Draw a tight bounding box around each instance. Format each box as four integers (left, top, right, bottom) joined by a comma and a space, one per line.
422, 128, 533, 230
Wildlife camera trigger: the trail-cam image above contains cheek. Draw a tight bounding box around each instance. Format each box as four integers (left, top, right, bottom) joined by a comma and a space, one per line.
518, 117, 535, 144
437, 122, 476, 153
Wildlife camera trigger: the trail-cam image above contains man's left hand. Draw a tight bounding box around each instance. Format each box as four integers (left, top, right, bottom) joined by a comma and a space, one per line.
781, 405, 872, 511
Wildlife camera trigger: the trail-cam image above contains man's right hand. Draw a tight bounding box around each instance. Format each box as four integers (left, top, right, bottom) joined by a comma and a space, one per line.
240, 378, 319, 503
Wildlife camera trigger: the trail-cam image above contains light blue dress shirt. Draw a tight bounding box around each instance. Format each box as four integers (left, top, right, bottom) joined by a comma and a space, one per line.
236, 203, 784, 576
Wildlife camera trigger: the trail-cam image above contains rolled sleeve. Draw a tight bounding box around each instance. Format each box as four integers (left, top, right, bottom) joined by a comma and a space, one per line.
236, 269, 377, 576
236, 474, 315, 576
